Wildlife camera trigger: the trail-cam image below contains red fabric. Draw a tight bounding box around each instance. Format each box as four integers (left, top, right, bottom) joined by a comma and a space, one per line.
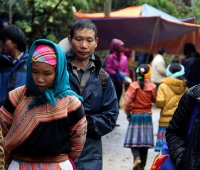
150, 153, 169, 170
69, 158, 76, 170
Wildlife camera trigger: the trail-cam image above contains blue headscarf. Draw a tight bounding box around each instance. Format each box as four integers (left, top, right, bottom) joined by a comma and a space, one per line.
26, 39, 82, 108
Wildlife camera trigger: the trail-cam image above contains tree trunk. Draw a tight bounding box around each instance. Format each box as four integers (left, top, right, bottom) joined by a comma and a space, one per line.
104, 0, 112, 17
9, 0, 13, 24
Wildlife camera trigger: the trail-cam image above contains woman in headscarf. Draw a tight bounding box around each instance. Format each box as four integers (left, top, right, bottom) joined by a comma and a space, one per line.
0, 39, 87, 170
105, 38, 130, 105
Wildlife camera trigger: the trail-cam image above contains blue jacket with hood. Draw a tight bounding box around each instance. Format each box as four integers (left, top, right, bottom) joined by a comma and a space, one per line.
66, 51, 119, 170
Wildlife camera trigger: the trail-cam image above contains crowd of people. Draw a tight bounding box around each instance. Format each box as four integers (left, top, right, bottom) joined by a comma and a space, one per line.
0, 18, 200, 170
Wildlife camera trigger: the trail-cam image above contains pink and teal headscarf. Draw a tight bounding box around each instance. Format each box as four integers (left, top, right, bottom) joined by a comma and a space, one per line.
26, 39, 82, 108
32, 44, 57, 67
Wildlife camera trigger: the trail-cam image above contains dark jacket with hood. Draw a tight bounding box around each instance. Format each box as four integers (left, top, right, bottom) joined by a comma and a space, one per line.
166, 84, 200, 169
66, 51, 119, 170
0, 52, 28, 106
183, 52, 200, 88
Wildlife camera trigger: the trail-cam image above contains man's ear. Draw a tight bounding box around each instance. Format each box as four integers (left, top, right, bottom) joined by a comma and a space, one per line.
96, 37, 99, 43
95, 37, 99, 48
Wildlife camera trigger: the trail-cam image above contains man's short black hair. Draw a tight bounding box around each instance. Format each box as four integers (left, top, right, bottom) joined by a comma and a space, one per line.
158, 48, 166, 55
0, 24, 26, 52
183, 42, 196, 56
69, 19, 98, 39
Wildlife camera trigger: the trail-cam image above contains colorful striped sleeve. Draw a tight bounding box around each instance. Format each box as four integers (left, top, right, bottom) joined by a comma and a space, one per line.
124, 83, 136, 114
0, 97, 14, 137
68, 105, 87, 160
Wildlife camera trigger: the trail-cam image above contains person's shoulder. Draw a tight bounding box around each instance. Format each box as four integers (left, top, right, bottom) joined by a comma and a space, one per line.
145, 80, 156, 89
99, 67, 109, 77
58, 95, 81, 109
10, 85, 26, 94
188, 84, 200, 92
65, 50, 73, 59
158, 81, 170, 91
107, 53, 115, 59
152, 54, 164, 62
9, 85, 27, 107
129, 81, 140, 89
23, 51, 29, 58
187, 84, 200, 100
99, 67, 110, 91
65, 95, 81, 103
121, 53, 128, 60
65, 95, 82, 112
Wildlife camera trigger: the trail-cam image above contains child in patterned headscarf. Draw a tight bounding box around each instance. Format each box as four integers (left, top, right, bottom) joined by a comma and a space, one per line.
0, 39, 87, 170
123, 64, 156, 170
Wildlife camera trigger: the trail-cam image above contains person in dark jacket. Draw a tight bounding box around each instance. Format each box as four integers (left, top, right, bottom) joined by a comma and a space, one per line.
166, 84, 200, 170
0, 24, 28, 106
182, 42, 200, 88
65, 19, 119, 170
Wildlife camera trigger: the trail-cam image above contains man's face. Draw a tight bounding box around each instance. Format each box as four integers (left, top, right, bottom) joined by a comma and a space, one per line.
69, 28, 98, 60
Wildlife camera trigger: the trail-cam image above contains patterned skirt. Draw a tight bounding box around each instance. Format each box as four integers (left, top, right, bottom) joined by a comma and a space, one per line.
124, 113, 154, 148
8, 159, 75, 170
155, 126, 166, 152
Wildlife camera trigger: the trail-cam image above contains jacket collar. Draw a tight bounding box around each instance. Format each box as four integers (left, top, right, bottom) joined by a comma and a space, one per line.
66, 50, 102, 73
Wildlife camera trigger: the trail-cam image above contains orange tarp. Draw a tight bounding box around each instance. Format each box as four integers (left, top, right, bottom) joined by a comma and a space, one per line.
74, 6, 143, 18
73, 4, 200, 54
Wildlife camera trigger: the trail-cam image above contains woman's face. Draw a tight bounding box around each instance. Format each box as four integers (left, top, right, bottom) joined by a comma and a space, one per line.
32, 62, 56, 92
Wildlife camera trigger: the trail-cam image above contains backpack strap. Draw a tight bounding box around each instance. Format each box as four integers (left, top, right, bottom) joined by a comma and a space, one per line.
99, 67, 108, 92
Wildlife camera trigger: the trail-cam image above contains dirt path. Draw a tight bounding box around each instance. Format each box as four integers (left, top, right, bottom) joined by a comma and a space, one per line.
102, 106, 160, 170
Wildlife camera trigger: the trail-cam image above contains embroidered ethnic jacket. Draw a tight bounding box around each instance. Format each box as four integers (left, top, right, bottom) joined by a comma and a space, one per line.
0, 86, 87, 164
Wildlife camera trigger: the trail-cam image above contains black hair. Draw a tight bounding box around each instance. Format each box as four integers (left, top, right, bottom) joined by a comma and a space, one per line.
69, 19, 98, 39
183, 42, 196, 56
169, 63, 181, 73
136, 64, 149, 90
158, 48, 166, 55
171, 55, 180, 63
169, 63, 185, 80
0, 24, 26, 52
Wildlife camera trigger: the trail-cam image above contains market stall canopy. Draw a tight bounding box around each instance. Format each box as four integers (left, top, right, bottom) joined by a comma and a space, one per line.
74, 4, 200, 54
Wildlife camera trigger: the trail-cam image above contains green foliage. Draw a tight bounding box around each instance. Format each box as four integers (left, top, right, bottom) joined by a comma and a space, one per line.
0, 0, 91, 45
0, 0, 198, 47
69, 0, 103, 12
175, 2, 192, 19
112, 0, 135, 10
191, 0, 200, 24
136, 0, 195, 20
137, 0, 179, 18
